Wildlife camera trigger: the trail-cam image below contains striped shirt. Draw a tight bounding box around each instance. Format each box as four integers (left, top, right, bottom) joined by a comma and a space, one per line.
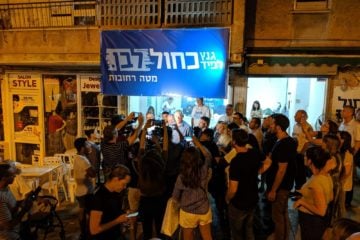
101, 140, 129, 169
0, 187, 20, 240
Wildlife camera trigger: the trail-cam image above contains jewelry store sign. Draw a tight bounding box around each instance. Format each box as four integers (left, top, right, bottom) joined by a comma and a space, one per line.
80, 75, 101, 92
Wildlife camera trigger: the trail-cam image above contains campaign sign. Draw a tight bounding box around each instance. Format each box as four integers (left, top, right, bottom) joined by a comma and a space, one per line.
100, 28, 229, 98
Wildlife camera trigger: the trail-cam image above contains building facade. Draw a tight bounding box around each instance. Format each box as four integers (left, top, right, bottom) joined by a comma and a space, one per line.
0, 0, 359, 161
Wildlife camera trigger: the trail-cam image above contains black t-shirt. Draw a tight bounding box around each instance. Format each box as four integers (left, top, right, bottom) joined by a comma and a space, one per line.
201, 140, 224, 194
262, 131, 277, 155
90, 185, 126, 240
248, 133, 260, 150
266, 136, 297, 191
229, 148, 264, 210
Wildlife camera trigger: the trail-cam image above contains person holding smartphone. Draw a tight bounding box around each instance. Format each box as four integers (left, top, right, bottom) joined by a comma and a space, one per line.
89, 164, 132, 240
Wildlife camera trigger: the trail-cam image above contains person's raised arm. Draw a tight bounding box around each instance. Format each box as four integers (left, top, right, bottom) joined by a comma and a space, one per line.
127, 113, 144, 146
115, 112, 135, 130
174, 124, 184, 141
139, 118, 151, 152
162, 122, 169, 161
192, 135, 212, 162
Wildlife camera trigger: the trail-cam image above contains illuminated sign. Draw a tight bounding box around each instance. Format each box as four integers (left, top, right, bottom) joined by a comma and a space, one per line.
80, 75, 101, 92
9, 74, 41, 90
100, 28, 229, 98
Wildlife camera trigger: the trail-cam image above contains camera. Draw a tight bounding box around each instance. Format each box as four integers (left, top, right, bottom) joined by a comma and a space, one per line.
151, 126, 164, 137
127, 112, 140, 124
119, 124, 134, 136
151, 119, 164, 127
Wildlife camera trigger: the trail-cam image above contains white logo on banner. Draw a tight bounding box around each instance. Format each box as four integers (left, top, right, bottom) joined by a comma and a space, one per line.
106, 48, 224, 72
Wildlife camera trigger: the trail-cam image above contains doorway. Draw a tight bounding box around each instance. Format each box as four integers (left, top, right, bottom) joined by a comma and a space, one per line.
246, 77, 327, 134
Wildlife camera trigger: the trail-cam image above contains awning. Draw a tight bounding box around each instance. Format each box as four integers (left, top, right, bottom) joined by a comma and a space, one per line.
246, 53, 360, 76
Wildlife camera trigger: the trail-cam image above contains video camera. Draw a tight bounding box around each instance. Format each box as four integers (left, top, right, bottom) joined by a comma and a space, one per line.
150, 119, 165, 137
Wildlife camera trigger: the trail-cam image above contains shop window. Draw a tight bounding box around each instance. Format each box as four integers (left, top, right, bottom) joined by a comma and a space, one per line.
294, 0, 331, 11
128, 96, 228, 128
43, 75, 77, 156
246, 77, 327, 135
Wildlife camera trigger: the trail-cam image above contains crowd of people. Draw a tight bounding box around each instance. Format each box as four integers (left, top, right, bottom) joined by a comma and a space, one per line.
2, 99, 360, 240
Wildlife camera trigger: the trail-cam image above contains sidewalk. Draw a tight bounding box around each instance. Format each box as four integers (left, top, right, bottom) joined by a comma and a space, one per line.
43, 181, 360, 240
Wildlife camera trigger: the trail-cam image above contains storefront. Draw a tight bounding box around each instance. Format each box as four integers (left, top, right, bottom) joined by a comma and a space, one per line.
0, 72, 126, 164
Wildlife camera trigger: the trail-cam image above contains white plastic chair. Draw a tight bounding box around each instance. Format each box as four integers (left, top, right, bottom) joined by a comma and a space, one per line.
54, 153, 76, 203
42, 157, 69, 204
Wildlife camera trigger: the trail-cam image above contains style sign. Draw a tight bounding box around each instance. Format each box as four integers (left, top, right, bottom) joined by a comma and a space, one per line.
9, 73, 41, 90
100, 28, 229, 98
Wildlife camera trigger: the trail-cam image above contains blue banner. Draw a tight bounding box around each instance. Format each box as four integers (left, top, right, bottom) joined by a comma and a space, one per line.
100, 28, 229, 98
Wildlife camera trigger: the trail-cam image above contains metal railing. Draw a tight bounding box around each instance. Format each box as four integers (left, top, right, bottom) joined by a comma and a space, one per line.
0, 0, 96, 29
164, 0, 233, 27
0, 0, 232, 29
99, 0, 161, 28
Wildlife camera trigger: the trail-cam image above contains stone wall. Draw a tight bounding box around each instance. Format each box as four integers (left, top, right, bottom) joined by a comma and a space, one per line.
245, 0, 360, 48
0, 28, 99, 66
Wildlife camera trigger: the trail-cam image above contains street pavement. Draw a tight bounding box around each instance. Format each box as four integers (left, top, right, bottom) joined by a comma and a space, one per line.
42, 181, 360, 240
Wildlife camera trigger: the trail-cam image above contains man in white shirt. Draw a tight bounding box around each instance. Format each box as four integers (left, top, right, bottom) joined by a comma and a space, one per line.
218, 104, 234, 123
74, 137, 96, 240
339, 105, 360, 154
162, 97, 176, 114
339, 105, 360, 207
191, 98, 211, 127
292, 110, 315, 192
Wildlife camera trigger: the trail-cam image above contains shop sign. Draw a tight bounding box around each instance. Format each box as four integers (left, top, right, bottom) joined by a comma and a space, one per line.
9, 73, 41, 90
100, 28, 229, 98
332, 86, 360, 122
80, 75, 101, 92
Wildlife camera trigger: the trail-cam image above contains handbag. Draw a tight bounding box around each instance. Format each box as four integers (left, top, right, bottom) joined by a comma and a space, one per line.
161, 198, 180, 237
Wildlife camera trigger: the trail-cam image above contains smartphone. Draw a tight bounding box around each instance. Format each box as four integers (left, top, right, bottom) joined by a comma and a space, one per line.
127, 212, 139, 218
184, 136, 192, 142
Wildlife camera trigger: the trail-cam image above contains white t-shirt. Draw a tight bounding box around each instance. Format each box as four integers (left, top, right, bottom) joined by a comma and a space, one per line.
191, 105, 211, 127
339, 118, 360, 148
162, 101, 175, 113
74, 154, 94, 197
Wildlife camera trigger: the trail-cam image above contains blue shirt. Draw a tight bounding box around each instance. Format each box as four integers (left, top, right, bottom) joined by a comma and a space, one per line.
171, 121, 193, 144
